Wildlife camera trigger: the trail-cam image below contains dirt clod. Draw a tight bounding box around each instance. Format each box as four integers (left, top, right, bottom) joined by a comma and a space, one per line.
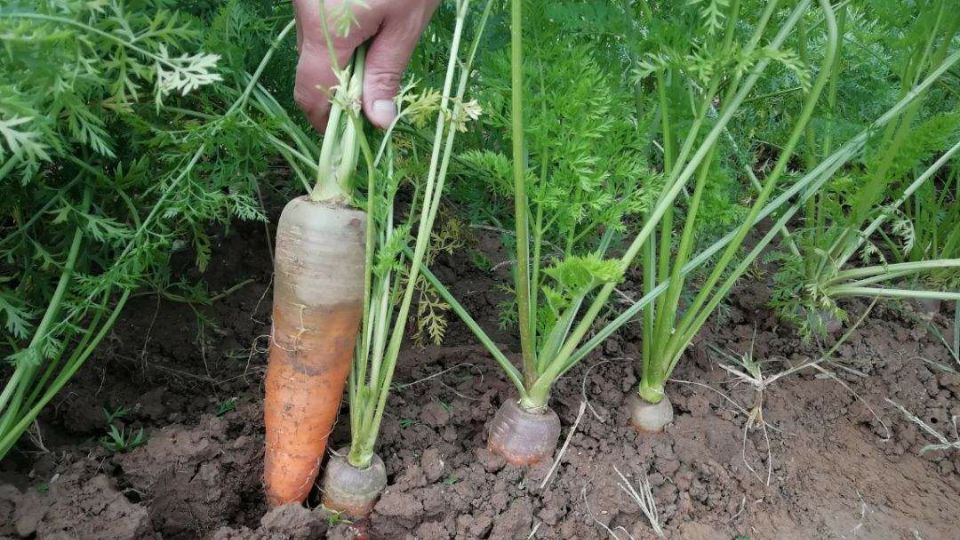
13, 471, 154, 540
489, 497, 533, 539
259, 503, 330, 539
420, 402, 451, 427
375, 488, 424, 519
115, 410, 262, 537
421, 447, 446, 483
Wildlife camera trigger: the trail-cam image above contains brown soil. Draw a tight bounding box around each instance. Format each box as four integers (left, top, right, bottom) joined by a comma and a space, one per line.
1, 222, 958, 540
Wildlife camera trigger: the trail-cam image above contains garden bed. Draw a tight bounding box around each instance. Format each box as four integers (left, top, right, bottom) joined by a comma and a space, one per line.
1, 222, 958, 539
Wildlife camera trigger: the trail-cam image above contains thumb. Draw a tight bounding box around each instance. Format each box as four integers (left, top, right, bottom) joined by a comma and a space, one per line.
362, 13, 429, 129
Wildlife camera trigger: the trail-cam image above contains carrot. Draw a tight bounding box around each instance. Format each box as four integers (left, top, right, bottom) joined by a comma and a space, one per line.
320, 447, 387, 518
487, 398, 560, 465
263, 196, 367, 507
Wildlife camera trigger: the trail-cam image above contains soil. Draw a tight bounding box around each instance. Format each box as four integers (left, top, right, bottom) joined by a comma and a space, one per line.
2, 219, 959, 540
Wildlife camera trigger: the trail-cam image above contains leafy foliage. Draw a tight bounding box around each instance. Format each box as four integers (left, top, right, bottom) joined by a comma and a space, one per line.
469, 40, 651, 248
764, 0, 960, 338
100, 425, 147, 453
453, 6, 654, 360
541, 255, 622, 332
0, 0, 299, 458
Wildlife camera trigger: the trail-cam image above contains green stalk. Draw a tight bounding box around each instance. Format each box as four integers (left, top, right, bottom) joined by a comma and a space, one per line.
667, 201, 808, 376
530, 144, 549, 369
537, 295, 584, 373
21, 289, 116, 424
0, 290, 131, 458
510, 0, 538, 389
414, 254, 525, 394
664, 0, 768, 185
826, 260, 960, 285
350, 102, 382, 452
226, 20, 297, 117
647, 149, 716, 400
838, 137, 960, 267
312, 49, 362, 203
812, 5, 846, 256
0, 188, 89, 436
844, 269, 931, 289
565, 46, 958, 369
528, 0, 810, 400
662, 0, 839, 373
799, 16, 819, 285
821, 6, 845, 160
432, 80, 911, 395
641, 225, 656, 378
653, 70, 674, 324
675, 0, 838, 319
348, 113, 387, 468
826, 286, 960, 302
348, 0, 489, 468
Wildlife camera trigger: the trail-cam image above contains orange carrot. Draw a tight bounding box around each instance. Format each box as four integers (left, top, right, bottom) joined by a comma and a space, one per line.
263, 196, 366, 507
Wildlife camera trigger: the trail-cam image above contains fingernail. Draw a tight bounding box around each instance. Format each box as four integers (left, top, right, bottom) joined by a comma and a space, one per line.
371, 99, 397, 127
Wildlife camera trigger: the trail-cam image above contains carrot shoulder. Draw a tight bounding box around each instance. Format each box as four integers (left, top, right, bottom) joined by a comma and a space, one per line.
263, 196, 366, 507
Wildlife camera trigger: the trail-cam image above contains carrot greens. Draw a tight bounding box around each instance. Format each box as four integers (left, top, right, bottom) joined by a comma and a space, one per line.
340, 0, 491, 470
770, 1, 960, 337
0, 1, 297, 458
424, 0, 960, 436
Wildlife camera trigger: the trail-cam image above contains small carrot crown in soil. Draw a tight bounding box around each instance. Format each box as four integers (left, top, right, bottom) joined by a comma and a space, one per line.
262, 0, 491, 514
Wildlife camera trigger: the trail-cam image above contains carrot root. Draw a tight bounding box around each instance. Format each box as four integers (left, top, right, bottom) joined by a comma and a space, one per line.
320, 448, 387, 518
487, 399, 560, 466
627, 392, 673, 433
264, 197, 367, 507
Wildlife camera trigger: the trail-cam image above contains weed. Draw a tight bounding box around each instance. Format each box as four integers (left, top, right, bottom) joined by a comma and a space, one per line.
325, 511, 348, 527
100, 425, 146, 453
216, 398, 238, 417
471, 250, 493, 272
443, 475, 460, 485
102, 406, 131, 425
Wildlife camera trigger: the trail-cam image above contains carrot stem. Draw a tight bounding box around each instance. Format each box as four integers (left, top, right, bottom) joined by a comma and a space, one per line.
345, 0, 494, 470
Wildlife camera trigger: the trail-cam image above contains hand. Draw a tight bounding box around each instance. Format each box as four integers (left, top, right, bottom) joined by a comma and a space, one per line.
293, 0, 441, 130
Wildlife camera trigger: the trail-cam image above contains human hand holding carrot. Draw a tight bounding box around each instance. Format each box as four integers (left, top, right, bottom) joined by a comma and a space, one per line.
292, 0, 441, 130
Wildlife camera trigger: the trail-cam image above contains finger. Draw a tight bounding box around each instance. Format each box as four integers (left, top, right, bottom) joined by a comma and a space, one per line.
293, 0, 377, 131
295, 40, 357, 131
362, 3, 438, 128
